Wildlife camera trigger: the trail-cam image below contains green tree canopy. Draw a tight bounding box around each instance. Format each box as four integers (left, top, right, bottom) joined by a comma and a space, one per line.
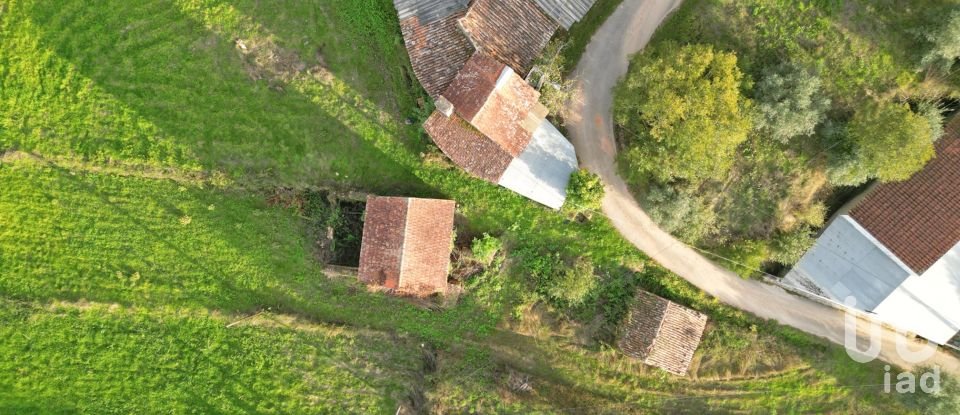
752, 62, 831, 144
844, 101, 936, 183
919, 9, 960, 72
614, 42, 752, 184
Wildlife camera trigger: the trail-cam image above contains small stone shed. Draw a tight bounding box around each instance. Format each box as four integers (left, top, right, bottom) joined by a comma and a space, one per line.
618, 291, 709, 376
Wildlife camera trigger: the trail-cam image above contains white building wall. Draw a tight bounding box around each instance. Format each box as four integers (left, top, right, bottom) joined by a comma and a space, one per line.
873, 242, 960, 344
498, 120, 577, 210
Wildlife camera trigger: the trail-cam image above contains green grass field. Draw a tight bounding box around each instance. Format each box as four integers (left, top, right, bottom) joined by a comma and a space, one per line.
0, 0, 950, 412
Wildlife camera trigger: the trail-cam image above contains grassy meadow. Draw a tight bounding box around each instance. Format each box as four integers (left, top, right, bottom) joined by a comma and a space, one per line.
0, 0, 951, 413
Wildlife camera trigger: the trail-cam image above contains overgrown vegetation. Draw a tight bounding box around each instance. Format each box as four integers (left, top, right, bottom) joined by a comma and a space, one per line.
0, 0, 950, 412
561, 168, 604, 219
614, 0, 959, 273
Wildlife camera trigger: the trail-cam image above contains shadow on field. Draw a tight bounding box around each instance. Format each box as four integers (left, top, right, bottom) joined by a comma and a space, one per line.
21, 0, 427, 193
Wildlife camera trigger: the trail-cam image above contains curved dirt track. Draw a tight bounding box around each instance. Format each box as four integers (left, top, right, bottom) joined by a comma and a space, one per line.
565, 0, 960, 374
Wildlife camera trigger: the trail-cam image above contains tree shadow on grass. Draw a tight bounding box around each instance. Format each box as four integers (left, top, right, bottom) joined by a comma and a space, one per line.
19, 0, 426, 193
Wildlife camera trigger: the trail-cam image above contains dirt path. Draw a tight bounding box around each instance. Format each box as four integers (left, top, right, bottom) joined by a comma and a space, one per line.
565, 0, 960, 374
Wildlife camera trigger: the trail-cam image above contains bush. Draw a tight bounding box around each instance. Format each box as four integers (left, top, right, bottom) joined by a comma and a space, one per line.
562, 169, 604, 217
752, 62, 830, 144
615, 42, 752, 184
644, 183, 719, 245
770, 225, 815, 265
544, 256, 597, 307
533, 40, 576, 119
713, 240, 770, 279
516, 249, 597, 308
471, 233, 503, 266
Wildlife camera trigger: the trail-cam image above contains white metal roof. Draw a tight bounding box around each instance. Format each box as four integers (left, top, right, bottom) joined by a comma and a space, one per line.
497, 119, 577, 210
873, 242, 960, 344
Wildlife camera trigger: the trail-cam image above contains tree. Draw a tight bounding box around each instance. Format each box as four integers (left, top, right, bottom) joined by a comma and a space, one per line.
614, 42, 752, 184
533, 40, 576, 120
919, 9, 960, 72
752, 63, 830, 144
842, 101, 936, 183
562, 169, 604, 218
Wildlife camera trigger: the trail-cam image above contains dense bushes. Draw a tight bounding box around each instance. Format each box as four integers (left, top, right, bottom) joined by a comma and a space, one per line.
918, 9, 960, 72
471, 233, 504, 267
562, 169, 604, 218
514, 248, 597, 308
612, 0, 955, 275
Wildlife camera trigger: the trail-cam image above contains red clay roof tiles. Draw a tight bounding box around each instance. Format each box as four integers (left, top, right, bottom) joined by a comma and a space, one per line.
399, 12, 475, 98
618, 291, 708, 376
423, 111, 513, 183
442, 53, 506, 121
458, 0, 558, 75
850, 115, 960, 273
399, 198, 456, 295
358, 197, 407, 290
358, 196, 455, 297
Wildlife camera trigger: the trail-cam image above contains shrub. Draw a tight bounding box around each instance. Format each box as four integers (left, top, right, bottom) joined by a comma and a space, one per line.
533, 40, 575, 119
543, 256, 597, 307
713, 240, 770, 279
644, 183, 719, 245
615, 42, 752, 184
562, 169, 604, 217
471, 233, 503, 266
770, 226, 815, 265
752, 62, 830, 144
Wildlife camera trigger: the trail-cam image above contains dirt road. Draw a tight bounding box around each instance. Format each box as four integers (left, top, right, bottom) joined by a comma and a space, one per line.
565, 0, 960, 373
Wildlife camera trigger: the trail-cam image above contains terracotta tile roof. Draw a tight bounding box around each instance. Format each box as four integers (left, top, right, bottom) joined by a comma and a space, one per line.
468, 64, 541, 157
398, 198, 456, 295
618, 291, 708, 376
441, 53, 542, 157
358, 197, 407, 290
399, 11, 475, 98
358, 196, 456, 296
458, 0, 558, 75
441, 53, 505, 121
850, 115, 960, 273
423, 111, 513, 182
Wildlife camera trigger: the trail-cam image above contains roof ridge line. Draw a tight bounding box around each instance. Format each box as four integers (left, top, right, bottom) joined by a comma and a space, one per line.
396, 198, 413, 289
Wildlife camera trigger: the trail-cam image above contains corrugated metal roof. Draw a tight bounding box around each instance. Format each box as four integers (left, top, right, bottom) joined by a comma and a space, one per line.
533, 0, 597, 29
394, 0, 469, 23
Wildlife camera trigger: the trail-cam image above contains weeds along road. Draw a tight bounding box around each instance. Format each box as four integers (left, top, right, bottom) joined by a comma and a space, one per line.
564, 0, 960, 374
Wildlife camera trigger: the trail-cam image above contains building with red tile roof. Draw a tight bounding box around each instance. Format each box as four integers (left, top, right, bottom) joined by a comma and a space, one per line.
426, 52, 577, 209
358, 196, 455, 297
618, 291, 708, 376
785, 114, 960, 344
392, 0, 598, 97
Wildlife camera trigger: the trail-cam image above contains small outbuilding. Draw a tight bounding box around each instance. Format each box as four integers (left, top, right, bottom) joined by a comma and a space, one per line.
358, 196, 456, 297
618, 291, 708, 376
